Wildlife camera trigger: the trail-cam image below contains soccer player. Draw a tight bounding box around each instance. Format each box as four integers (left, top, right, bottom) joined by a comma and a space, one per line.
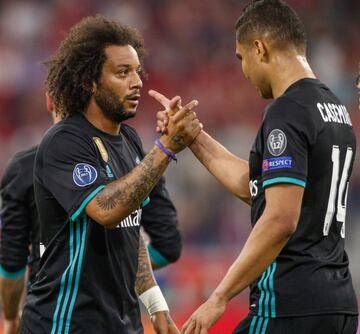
152, 1, 358, 333
0, 95, 61, 334
19, 16, 201, 334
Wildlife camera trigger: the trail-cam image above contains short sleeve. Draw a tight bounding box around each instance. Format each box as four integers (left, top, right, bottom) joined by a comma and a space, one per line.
36, 127, 107, 221
261, 98, 317, 189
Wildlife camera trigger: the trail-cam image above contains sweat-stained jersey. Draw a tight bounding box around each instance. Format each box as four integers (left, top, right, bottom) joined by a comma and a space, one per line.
248, 78, 358, 318
0, 147, 40, 285
20, 113, 160, 334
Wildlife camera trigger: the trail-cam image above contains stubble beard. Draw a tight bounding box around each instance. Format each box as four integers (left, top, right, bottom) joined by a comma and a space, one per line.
94, 84, 136, 124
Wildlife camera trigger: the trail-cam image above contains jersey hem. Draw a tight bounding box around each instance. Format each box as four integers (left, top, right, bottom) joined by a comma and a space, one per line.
263, 177, 306, 188
0, 264, 26, 279
70, 185, 105, 222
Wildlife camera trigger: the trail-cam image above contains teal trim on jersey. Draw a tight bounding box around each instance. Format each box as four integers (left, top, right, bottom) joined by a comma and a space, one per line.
269, 262, 277, 318
248, 316, 258, 334
70, 185, 105, 222
141, 196, 150, 208
263, 177, 306, 188
51, 220, 75, 334
148, 244, 169, 267
257, 262, 277, 318
260, 318, 269, 334
249, 316, 269, 334
57, 221, 82, 333
0, 265, 25, 279
64, 217, 88, 334
255, 316, 264, 334
257, 267, 270, 316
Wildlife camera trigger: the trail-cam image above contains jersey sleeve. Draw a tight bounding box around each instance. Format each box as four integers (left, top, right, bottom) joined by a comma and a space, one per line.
142, 176, 181, 266
37, 127, 107, 222
261, 97, 317, 189
0, 158, 31, 278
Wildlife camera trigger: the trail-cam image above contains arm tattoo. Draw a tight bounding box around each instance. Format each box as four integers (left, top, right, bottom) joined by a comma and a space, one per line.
135, 235, 156, 295
95, 147, 168, 214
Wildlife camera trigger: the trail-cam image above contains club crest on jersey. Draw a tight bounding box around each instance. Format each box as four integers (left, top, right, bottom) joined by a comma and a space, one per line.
267, 129, 287, 156
73, 163, 98, 187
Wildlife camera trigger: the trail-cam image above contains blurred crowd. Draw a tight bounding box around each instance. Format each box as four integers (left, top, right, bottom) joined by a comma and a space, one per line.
0, 0, 359, 324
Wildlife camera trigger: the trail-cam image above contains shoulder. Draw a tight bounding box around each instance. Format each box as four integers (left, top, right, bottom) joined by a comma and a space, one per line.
39, 117, 95, 153
2, 146, 38, 186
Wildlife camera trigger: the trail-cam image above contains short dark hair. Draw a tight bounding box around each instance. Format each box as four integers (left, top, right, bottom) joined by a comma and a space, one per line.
235, 0, 307, 51
45, 15, 146, 118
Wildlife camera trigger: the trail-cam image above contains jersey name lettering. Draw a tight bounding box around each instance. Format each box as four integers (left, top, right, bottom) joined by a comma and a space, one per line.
317, 102, 352, 126
118, 208, 142, 228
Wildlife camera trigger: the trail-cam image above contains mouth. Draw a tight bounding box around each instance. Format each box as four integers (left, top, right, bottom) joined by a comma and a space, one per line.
126, 94, 141, 107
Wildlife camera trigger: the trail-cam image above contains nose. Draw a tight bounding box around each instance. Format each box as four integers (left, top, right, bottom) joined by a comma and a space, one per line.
130, 72, 143, 89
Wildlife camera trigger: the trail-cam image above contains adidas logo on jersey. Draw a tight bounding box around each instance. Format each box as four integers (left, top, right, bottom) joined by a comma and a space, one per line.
118, 208, 142, 228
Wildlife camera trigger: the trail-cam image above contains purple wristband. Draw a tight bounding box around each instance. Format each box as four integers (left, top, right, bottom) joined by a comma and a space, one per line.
154, 138, 177, 162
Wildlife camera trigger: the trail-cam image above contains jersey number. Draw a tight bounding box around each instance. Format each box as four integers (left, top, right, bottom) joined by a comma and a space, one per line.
323, 146, 353, 238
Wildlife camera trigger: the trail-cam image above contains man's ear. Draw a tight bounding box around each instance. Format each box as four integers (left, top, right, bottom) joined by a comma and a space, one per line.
254, 39, 269, 63
83, 81, 96, 94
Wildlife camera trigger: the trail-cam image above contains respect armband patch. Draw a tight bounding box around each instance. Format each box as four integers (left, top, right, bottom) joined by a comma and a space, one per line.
73, 163, 98, 187
262, 156, 293, 172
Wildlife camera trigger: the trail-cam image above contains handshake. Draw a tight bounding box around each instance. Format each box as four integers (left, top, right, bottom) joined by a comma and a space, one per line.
149, 89, 203, 156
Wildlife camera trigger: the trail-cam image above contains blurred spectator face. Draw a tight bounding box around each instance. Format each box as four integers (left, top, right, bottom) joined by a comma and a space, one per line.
235, 41, 272, 99
93, 45, 143, 123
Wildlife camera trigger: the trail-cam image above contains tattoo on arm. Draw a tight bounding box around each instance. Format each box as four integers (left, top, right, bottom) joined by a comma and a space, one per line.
135, 235, 156, 295
95, 148, 168, 213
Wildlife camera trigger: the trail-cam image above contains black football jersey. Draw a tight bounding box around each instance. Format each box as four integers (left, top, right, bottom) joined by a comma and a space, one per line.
20, 113, 161, 334
248, 78, 358, 318
0, 147, 40, 284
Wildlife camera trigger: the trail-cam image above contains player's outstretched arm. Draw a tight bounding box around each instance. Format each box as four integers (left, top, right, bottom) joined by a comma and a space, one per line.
86, 99, 201, 228
136, 235, 180, 334
181, 184, 304, 334
190, 131, 250, 204
149, 89, 251, 205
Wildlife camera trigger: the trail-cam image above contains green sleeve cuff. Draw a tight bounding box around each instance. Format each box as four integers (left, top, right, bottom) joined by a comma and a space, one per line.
263, 177, 306, 188
0, 265, 26, 279
148, 244, 169, 267
70, 185, 105, 222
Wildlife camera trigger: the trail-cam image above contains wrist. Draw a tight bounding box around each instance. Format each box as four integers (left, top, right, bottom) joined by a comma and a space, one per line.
155, 138, 177, 162
189, 130, 204, 151
210, 290, 229, 306
139, 285, 169, 316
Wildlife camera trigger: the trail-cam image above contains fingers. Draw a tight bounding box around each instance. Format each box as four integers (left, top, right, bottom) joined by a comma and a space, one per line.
173, 100, 199, 123
168, 96, 182, 116
148, 89, 170, 108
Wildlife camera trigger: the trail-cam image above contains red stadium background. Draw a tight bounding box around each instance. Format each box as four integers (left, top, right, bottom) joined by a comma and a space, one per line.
0, 0, 359, 333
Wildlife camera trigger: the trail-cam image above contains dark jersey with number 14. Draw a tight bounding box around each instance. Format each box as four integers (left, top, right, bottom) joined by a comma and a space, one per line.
248, 78, 357, 318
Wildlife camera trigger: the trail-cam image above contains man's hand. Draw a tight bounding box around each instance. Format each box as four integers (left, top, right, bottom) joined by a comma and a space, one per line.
181, 295, 226, 334
149, 89, 202, 153
151, 311, 180, 334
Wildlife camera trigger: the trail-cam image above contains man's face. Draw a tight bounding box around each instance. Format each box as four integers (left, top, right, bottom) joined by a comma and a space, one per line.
94, 45, 143, 123
235, 41, 273, 99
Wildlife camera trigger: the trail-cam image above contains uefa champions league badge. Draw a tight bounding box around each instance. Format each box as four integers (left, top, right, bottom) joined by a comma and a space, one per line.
73, 163, 98, 187
267, 129, 287, 156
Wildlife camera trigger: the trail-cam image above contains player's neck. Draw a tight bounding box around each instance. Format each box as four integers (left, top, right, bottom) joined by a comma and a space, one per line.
85, 100, 121, 135
270, 54, 315, 99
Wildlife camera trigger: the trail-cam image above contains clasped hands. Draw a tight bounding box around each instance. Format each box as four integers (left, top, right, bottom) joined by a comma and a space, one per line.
149, 90, 203, 154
